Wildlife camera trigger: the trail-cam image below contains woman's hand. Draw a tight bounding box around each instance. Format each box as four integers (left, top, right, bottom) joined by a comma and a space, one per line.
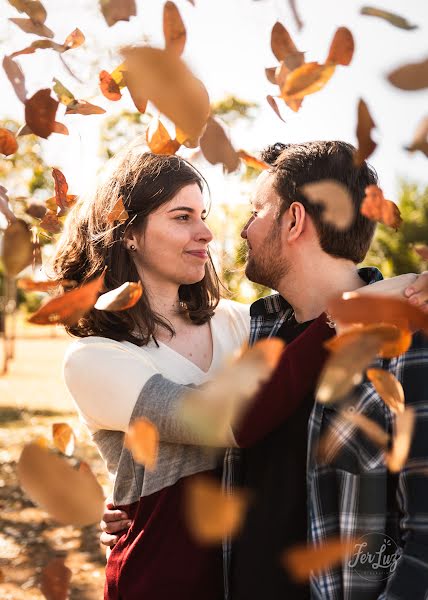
358, 272, 428, 312
100, 503, 131, 549
404, 271, 428, 312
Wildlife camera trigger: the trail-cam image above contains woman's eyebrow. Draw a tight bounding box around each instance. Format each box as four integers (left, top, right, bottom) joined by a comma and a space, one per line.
167, 207, 207, 216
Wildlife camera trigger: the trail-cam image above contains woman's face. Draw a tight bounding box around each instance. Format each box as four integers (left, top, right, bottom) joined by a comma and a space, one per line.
131, 183, 213, 286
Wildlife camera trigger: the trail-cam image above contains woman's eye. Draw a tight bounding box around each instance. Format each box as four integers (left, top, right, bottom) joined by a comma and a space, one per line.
176, 214, 190, 221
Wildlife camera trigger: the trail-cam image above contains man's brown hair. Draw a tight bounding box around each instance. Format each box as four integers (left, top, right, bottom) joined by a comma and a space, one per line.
261, 141, 378, 263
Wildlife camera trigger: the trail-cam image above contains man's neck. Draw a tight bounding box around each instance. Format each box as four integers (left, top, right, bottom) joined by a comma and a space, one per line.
276, 257, 366, 323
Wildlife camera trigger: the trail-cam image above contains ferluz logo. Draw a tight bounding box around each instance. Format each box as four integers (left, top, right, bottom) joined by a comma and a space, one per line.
348, 533, 401, 581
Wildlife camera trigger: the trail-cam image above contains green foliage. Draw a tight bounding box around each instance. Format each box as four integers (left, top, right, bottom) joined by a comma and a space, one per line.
364, 182, 428, 276
211, 95, 259, 125
99, 110, 151, 160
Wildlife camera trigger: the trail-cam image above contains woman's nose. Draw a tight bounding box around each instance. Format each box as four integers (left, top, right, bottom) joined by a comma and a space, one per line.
196, 221, 213, 243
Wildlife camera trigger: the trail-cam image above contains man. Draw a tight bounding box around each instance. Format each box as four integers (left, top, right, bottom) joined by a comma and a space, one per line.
101, 141, 428, 599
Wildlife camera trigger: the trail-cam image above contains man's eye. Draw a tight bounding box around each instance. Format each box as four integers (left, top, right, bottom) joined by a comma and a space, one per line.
252, 211, 258, 218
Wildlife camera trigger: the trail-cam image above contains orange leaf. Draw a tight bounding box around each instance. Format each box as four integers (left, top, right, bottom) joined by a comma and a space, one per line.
121, 46, 210, 141
184, 474, 249, 543
40, 210, 63, 234
52, 422, 75, 456
270, 21, 302, 64
366, 368, 405, 414
300, 179, 354, 230
3, 55, 27, 103
265, 67, 277, 84
266, 94, 287, 121
325, 323, 412, 359
17, 277, 69, 292
283, 537, 357, 582
163, 1, 186, 56
52, 167, 75, 214
52, 121, 69, 135
17, 443, 105, 526
100, 0, 137, 27
9, 17, 54, 38
107, 196, 129, 224
146, 118, 181, 155
386, 407, 415, 472
95, 281, 143, 311
10, 28, 85, 58
200, 116, 240, 173
25, 88, 58, 139
125, 418, 159, 470
237, 150, 269, 171
99, 69, 122, 101
354, 98, 377, 165
361, 185, 402, 229
40, 557, 72, 600
2, 218, 33, 276
281, 62, 336, 100
8, 0, 47, 24
63, 28, 85, 51
0, 127, 18, 156
387, 57, 428, 91
326, 27, 354, 66
27, 271, 105, 326
65, 100, 106, 115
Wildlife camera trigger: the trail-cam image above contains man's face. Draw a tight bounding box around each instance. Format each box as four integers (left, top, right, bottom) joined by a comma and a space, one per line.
241, 172, 290, 289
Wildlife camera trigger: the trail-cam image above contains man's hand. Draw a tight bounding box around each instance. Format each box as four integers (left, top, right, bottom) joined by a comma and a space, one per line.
100, 503, 131, 548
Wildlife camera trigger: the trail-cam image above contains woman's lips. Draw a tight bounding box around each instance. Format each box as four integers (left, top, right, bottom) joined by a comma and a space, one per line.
185, 250, 208, 260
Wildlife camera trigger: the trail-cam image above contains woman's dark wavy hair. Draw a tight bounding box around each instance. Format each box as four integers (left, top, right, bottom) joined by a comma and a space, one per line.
53, 143, 221, 346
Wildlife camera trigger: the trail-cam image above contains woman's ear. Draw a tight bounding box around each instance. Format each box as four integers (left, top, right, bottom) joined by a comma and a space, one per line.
122, 226, 139, 252
286, 202, 306, 242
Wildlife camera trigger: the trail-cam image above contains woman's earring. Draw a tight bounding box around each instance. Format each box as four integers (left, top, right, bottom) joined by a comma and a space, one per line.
129, 244, 136, 252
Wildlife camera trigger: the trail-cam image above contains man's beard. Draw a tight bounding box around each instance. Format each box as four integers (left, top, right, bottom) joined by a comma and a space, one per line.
244, 225, 289, 290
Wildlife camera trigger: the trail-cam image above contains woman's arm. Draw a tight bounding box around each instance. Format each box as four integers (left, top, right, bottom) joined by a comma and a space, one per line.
358, 272, 428, 310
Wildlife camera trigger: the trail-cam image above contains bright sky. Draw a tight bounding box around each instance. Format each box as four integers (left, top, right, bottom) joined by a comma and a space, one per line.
1, 0, 427, 207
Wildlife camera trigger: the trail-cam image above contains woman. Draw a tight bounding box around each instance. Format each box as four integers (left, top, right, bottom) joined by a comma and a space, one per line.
57, 143, 428, 600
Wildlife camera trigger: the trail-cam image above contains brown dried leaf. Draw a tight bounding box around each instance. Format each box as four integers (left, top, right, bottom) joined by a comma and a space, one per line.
123, 68, 148, 114
185, 474, 249, 543
40, 210, 63, 234
125, 418, 159, 470
2, 218, 33, 276
265, 67, 277, 84
354, 99, 377, 165
17, 443, 104, 525
100, 0, 137, 27
3, 55, 27, 103
325, 324, 412, 359
17, 277, 66, 292
326, 27, 354, 66
8, 0, 47, 23
301, 179, 354, 229
25, 88, 58, 139
200, 116, 240, 173
63, 28, 85, 51
146, 118, 181, 155
95, 281, 143, 311
107, 196, 129, 223
52, 423, 75, 456
65, 100, 106, 115
281, 62, 336, 100
361, 185, 402, 229
163, 1, 186, 56
52, 121, 69, 135
32, 231, 42, 271
283, 537, 357, 582
0, 127, 18, 156
387, 57, 428, 91
361, 7, 418, 30
121, 46, 210, 141
237, 150, 269, 171
386, 407, 415, 472
52, 167, 76, 215
271, 21, 301, 63
405, 116, 428, 158
99, 69, 122, 101
266, 94, 287, 121
40, 557, 72, 600
9, 17, 54, 37
27, 271, 105, 326
366, 368, 405, 414
10, 28, 85, 58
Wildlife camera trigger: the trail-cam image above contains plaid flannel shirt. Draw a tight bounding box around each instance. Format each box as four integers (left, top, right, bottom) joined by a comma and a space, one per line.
223, 267, 428, 599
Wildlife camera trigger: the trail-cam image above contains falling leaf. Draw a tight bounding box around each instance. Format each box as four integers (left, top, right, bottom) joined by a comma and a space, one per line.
316, 334, 382, 404
52, 168, 77, 216
146, 118, 181, 155
107, 196, 129, 224
10, 28, 85, 58
180, 338, 285, 445
325, 323, 412, 359
100, 0, 137, 27
121, 46, 210, 140
52, 423, 75, 456
52, 78, 75, 106
0, 128, 18, 156
288, 0, 303, 31
265, 67, 277, 84
237, 150, 269, 171
327, 293, 428, 335
366, 368, 405, 414
283, 537, 357, 582
110, 62, 127, 88
200, 116, 240, 173
163, 1, 186, 56
361, 7, 418, 31
40, 557, 72, 600
405, 116, 428, 158
2, 218, 33, 276
124, 417, 159, 470
8, 0, 47, 22
387, 57, 428, 91
342, 410, 390, 448
17, 443, 104, 525
300, 179, 354, 230
270, 22, 302, 64
414, 245, 428, 260
28, 271, 105, 326
9, 17, 54, 37
40, 210, 63, 234
3, 55, 28, 103
123, 69, 148, 114
361, 185, 402, 229
18, 278, 66, 292
266, 94, 287, 121
185, 474, 249, 543
17, 121, 67, 137
99, 70, 122, 101
354, 99, 377, 165
386, 407, 415, 472
281, 62, 336, 99
95, 281, 143, 311
0, 186, 17, 223
326, 27, 354, 66
32, 230, 42, 271
25, 88, 58, 139
66, 100, 106, 115
63, 28, 85, 51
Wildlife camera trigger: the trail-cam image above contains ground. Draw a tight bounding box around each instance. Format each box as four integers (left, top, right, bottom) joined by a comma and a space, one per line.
0, 316, 110, 599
